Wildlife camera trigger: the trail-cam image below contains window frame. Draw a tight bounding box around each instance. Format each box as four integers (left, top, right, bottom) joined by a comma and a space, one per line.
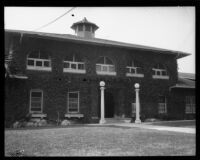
158, 96, 167, 114
126, 60, 144, 78
29, 89, 43, 114
63, 55, 86, 74
96, 56, 116, 76
26, 51, 52, 71
152, 64, 169, 79
185, 96, 195, 114
67, 91, 80, 114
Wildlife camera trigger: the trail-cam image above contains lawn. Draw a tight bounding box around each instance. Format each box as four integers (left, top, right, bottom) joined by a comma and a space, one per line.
149, 120, 195, 128
5, 125, 195, 156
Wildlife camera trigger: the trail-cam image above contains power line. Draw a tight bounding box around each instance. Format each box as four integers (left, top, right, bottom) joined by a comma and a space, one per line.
34, 7, 76, 31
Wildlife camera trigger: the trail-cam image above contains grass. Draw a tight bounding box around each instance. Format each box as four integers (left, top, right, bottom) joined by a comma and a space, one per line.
5, 125, 195, 156
149, 120, 195, 128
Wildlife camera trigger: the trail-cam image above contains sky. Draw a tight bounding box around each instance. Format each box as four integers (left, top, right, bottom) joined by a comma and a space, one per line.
4, 7, 195, 74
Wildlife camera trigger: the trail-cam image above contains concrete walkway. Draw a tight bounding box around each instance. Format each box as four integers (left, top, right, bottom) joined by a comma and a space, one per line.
103, 122, 196, 134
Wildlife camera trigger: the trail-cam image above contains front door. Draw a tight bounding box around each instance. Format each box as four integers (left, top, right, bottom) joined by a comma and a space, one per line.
105, 91, 114, 118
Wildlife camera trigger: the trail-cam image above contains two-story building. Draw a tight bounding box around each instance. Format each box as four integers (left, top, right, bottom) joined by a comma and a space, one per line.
5, 18, 195, 127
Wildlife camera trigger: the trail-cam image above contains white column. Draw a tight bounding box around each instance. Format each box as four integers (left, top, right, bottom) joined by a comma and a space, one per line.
135, 83, 141, 124
99, 81, 106, 124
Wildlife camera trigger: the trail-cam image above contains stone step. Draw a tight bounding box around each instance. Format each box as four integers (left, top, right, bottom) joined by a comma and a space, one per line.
105, 118, 131, 123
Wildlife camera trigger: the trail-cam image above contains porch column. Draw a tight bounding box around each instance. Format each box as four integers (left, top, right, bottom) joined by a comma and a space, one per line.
99, 81, 106, 124
135, 83, 141, 124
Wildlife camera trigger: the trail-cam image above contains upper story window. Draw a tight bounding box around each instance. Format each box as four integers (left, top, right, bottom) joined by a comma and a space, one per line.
96, 56, 116, 76
63, 54, 86, 74
27, 50, 51, 71
126, 60, 144, 78
152, 64, 169, 79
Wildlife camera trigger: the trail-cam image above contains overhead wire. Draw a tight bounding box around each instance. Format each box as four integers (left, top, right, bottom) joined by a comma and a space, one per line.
33, 7, 76, 31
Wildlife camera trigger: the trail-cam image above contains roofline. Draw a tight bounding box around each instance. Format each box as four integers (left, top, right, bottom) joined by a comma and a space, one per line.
170, 85, 195, 89
5, 29, 190, 59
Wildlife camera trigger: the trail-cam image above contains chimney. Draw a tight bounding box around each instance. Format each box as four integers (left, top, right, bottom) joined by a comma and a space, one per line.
71, 17, 99, 38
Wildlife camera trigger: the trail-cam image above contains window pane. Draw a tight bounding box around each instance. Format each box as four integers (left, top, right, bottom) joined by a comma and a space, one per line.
78, 25, 83, 31
28, 60, 34, 66
71, 63, 77, 69
157, 71, 161, 76
31, 107, 42, 112
102, 66, 108, 72
31, 101, 41, 107
29, 51, 39, 58
40, 53, 49, 59
126, 67, 130, 73
69, 92, 78, 98
158, 96, 165, 103
44, 61, 50, 67
96, 65, 101, 71
109, 65, 115, 72
31, 92, 42, 97
64, 62, 70, 68
78, 63, 85, 70
85, 24, 90, 31
131, 68, 136, 74
162, 71, 167, 75
36, 61, 42, 66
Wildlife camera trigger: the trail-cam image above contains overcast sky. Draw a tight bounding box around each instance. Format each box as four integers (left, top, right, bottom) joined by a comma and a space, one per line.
4, 7, 195, 74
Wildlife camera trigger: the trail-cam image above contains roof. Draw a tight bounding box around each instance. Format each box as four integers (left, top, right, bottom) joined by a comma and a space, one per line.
178, 72, 195, 80
71, 17, 99, 31
5, 29, 190, 59
170, 74, 195, 89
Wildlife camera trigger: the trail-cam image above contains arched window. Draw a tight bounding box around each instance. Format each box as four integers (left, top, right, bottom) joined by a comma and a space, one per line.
126, 60, 144, 77
27, 50, 51, 71
63, 54, 86, 74
152, 64, 169, 79
96, 56, 116, 75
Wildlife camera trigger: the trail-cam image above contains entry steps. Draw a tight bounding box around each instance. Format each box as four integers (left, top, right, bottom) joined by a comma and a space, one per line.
105, 118, 131, 124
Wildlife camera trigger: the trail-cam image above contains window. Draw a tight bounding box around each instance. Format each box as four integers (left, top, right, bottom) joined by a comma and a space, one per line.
30, 90, 43, 113
27, 51, 51, 71
158, 96, 167, 114
126, 60, 144, 77
85, 24, 91, 31
152, 64, 169, 79
185, 96, 195, 114
63, 55, 86, 74
78, 25, 83, 31
68, 91, 79, 113
96, 56, 116, 75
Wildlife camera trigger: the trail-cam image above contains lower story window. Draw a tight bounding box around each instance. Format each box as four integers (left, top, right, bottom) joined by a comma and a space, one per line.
68, 91, 79, 113
185, 96, 195, 114
30, 90, 43, 113
158, 96, 167, 114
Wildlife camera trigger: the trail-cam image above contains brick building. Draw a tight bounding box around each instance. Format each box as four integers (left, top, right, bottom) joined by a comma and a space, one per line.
5, 18, 195, 127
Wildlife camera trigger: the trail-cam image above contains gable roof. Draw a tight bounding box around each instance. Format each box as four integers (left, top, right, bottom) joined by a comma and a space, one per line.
178, 72, 195, 80
5, 29, 190, 59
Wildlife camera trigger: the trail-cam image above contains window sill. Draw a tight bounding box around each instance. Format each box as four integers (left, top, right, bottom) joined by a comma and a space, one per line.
126, 73, 144, 77
31, 113, 47, 118
96, 71, 116, 76
152, 75, 169, 79
63, 69, 86, 74
65, 113, 84, 118
27, 66, 52, 71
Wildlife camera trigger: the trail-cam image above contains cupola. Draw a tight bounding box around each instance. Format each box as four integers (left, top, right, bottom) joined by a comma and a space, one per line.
71, 17, 99, 38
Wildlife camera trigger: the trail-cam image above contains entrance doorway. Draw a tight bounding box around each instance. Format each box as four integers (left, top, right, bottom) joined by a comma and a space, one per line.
105, 91, 114, 118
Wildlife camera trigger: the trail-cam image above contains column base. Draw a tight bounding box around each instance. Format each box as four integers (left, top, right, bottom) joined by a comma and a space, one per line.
135, 119, 141, 124
99, 119, 106, 124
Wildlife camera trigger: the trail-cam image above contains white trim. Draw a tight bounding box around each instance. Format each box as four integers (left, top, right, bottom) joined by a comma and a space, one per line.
27, 66, 52, 71
64, 113, 84, 118
152, 75, 169, 79
31, 113, 47, 118
67, 91, 79, 114
27, 57, 51, 71
126, 73, 144, 77
96, 71, 116, 76
63, 60, 86, 74
29, 89, 43, 114
63, 68, 86, 74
